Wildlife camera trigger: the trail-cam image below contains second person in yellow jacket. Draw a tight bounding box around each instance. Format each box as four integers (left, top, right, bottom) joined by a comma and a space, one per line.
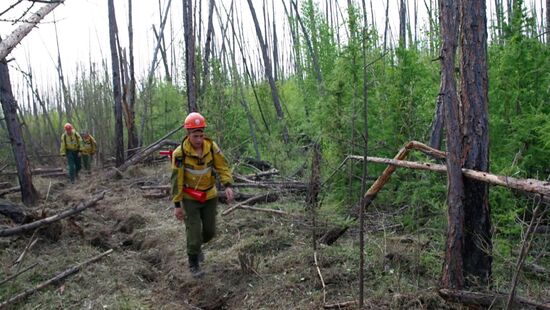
80, 132, 97, 173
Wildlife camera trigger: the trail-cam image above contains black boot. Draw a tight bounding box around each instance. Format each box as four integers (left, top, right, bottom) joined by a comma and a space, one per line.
188, 254, 205, 278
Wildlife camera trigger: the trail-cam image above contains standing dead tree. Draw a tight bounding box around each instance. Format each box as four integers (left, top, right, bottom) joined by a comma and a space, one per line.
246, 0, 289, 144
125, 0, 139, 156
108, 0, 125, 167
183, 0, 197, 112
439, 0, 463, 289
0, 59, 39, 206
458, 0, 491, 288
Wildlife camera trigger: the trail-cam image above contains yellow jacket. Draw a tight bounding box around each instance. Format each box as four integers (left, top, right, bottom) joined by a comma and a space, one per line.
81, 135, 97, 155
170, 136, 233, 203
60, 132, 81, 156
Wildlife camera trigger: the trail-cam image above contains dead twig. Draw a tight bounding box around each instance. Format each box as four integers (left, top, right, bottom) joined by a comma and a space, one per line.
236, 205, 287, 215
0, 249, 114, 308
506, 196, 548, 309
222, 192, 275, 216
314, 251, 326, 304
0, 263, 38, 287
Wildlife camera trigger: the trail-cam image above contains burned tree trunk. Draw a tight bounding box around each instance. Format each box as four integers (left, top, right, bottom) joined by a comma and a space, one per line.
460, 0, 492, 287
399, 0, 407, 48
183, 0, 198, 112
126, 0, 139, 156
0, 59, 39, 206
108, 0, 125, 167
200, 0, 215, 97
439, 0, 464, 289
247, 0, 289, 144
547, 0, 550, 44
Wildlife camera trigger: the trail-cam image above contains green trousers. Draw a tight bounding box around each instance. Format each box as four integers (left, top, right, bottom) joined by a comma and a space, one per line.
81, 154, 92, 171
66, 150, 81, 182
183, 198, 217, 256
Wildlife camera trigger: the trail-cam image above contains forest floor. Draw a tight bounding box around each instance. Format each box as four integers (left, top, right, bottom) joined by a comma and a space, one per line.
1, 160, 548, 309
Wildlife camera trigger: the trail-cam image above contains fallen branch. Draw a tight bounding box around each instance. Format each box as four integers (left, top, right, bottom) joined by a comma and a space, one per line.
2, 168, 63, 176
0, 186, 20, 197
0, 263, 38, 287
320, 141, 441, 245
0, 249, 114, 308
314, 251, 326, 304
106, 130, 181, 177
0, 182, 12, 189
0, 191, 106, 237
222, 192, 278, 216
142, 191, 168, 199
438, 289, 550, 309
237, 205, 287, 215
506, 199, 548, 309
349, 155, 550, 196
139, 185, 170, 191
232, 181, 307, 191
323, 300, 357, 309
319, 140, 550, 245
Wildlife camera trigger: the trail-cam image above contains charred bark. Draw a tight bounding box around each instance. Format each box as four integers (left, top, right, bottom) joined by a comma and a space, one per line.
460, 0, 492, 287
183, 0, 197, 112
439, 0, 464, 289
108, 0, 125, 167
0, 59, 38, 206
126, 0, 139, 156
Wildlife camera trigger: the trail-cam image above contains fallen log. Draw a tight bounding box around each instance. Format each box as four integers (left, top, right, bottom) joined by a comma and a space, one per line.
0, 200, 32, 224
0, 182, 12, 189
106, 128, 182, 177
438, 289, 550, 309
0, 191, 106, 237
0, 186, 20, 197
0, 249, 114, 308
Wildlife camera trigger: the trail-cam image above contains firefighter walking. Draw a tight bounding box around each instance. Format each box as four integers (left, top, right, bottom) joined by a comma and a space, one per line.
59, 123, 82, 183
170, 112, 234, 278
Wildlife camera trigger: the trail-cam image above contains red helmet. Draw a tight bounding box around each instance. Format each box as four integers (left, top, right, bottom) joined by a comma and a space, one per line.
64, 123, 73, 131
184, 112, 206, 129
